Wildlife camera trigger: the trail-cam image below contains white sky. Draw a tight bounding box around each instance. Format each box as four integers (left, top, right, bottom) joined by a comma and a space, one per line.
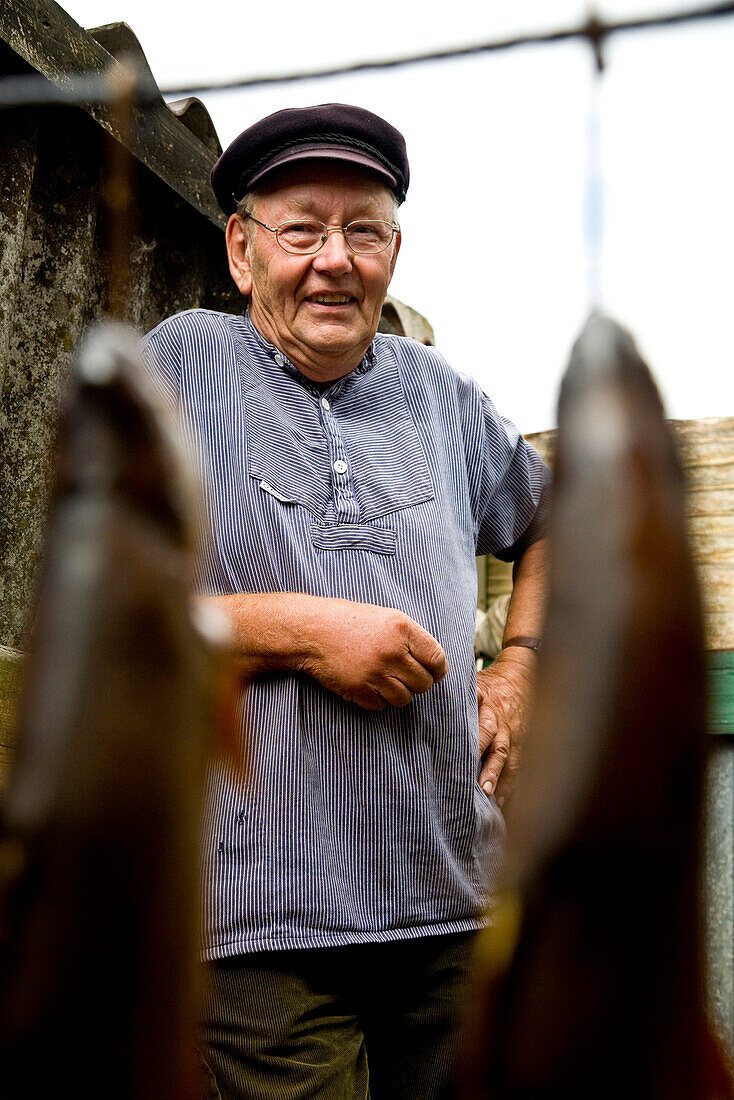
58, 0, 734, 432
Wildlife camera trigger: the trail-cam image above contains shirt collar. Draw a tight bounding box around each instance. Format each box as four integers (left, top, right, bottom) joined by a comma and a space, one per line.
243, 308, 377, 394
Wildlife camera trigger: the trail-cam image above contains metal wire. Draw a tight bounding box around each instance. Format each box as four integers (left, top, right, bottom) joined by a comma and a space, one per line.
1, 1, 733, 108
158, 1, 734, 96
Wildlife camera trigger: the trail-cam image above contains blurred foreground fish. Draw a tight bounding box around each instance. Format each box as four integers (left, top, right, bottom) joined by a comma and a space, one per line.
460, 314, 732, 1098
0, 324, 235, 1098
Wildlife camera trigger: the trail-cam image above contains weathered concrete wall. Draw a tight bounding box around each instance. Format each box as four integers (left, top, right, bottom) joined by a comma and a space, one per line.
0, 107, 239, 647
0, 9, 242, 651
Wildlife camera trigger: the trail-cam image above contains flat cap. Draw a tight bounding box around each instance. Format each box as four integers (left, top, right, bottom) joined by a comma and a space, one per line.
211, 103, 409, 216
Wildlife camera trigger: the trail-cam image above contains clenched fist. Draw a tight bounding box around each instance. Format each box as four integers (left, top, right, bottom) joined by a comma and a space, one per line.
299, 600, 448, 710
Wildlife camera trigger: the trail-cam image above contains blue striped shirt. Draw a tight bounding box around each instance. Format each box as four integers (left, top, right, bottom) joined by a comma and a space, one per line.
141, 308, 550, 959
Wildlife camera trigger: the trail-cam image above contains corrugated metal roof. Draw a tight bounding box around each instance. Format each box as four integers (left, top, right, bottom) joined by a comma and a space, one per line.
1, 1, 225, 226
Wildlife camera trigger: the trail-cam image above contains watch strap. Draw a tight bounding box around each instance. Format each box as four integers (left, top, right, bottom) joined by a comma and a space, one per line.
502, 635, 542, 652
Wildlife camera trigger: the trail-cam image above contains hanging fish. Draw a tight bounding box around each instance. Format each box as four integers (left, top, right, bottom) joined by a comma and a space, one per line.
459, 313, 732, 1098
0, 322, 237, 1099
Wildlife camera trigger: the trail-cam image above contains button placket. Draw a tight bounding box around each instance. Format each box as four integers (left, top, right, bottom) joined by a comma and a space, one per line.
319, 397, 359, 521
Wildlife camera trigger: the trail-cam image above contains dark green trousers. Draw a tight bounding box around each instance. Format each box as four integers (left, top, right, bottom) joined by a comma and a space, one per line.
199, 932, 476, 1100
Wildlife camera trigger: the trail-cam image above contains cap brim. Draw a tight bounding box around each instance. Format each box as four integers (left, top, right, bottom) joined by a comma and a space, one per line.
248, 144, 398, 194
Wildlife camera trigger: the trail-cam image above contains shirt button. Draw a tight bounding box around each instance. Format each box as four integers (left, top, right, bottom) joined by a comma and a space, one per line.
333, 459, 348, 475
274, 353, 285, 367
321, 397, 330, 411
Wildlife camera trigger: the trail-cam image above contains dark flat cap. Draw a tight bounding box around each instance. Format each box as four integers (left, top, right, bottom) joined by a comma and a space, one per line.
211, 103, 409, 216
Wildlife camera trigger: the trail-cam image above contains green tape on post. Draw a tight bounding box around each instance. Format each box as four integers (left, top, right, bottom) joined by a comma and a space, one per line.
707, 651, 734, 736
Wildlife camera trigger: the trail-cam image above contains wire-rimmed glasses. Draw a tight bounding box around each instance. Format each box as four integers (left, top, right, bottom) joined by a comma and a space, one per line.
243, 213, 399, 255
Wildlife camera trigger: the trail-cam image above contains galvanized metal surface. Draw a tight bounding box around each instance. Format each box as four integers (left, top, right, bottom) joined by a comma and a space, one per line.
705, 736, 734, 1057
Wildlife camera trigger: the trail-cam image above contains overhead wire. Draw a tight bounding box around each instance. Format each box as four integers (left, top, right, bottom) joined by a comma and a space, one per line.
158, 1, 734, 95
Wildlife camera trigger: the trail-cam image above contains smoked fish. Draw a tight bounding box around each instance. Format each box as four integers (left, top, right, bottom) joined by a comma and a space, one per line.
459, 313, 731, 1098
0, 323, 225, 1099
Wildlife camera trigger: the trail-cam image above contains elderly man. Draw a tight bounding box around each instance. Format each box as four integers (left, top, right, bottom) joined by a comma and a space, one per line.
142, 103, 549, 1100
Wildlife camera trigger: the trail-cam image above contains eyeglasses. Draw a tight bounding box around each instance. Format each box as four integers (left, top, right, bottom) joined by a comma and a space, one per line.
243, 213, 399, 256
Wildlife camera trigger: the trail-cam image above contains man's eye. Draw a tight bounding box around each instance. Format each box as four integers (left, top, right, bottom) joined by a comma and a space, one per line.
350, 222, 380, 238
279, 222, 322, 244
346, 222, 390, 249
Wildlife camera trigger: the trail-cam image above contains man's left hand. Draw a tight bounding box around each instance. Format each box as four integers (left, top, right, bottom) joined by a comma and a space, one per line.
476, 648, 536, 807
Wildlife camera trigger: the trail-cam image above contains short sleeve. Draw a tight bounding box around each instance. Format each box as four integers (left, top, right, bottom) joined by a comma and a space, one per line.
459, 375, 551, 561
139, 317, 183, 411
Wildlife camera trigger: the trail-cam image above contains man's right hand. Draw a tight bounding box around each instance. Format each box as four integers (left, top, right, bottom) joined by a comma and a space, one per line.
198, 593, 448, 711
299, 600, 448, 710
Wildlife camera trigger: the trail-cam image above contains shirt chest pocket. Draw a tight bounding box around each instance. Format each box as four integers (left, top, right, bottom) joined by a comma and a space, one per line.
243, 383, 331, 516
242, 371, 435, 553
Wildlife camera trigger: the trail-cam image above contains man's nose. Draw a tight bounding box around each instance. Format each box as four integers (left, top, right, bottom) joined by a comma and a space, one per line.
312, 229, 353, 274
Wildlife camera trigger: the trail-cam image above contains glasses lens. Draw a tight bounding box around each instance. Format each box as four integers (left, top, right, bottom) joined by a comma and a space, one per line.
345, 221, 394, 254
277, 222, 325, 253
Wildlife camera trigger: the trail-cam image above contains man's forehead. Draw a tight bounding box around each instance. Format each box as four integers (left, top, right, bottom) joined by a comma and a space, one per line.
254, 164, 396, 214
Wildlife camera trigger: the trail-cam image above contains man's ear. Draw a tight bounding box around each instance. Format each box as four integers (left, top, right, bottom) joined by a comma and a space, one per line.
226, 214, 252, 297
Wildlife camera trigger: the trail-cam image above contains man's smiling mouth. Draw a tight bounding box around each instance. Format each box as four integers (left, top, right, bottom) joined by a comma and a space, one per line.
307, 294, 354, 305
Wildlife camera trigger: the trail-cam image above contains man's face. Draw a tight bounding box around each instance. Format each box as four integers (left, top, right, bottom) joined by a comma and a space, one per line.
225, 162, 401, 384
